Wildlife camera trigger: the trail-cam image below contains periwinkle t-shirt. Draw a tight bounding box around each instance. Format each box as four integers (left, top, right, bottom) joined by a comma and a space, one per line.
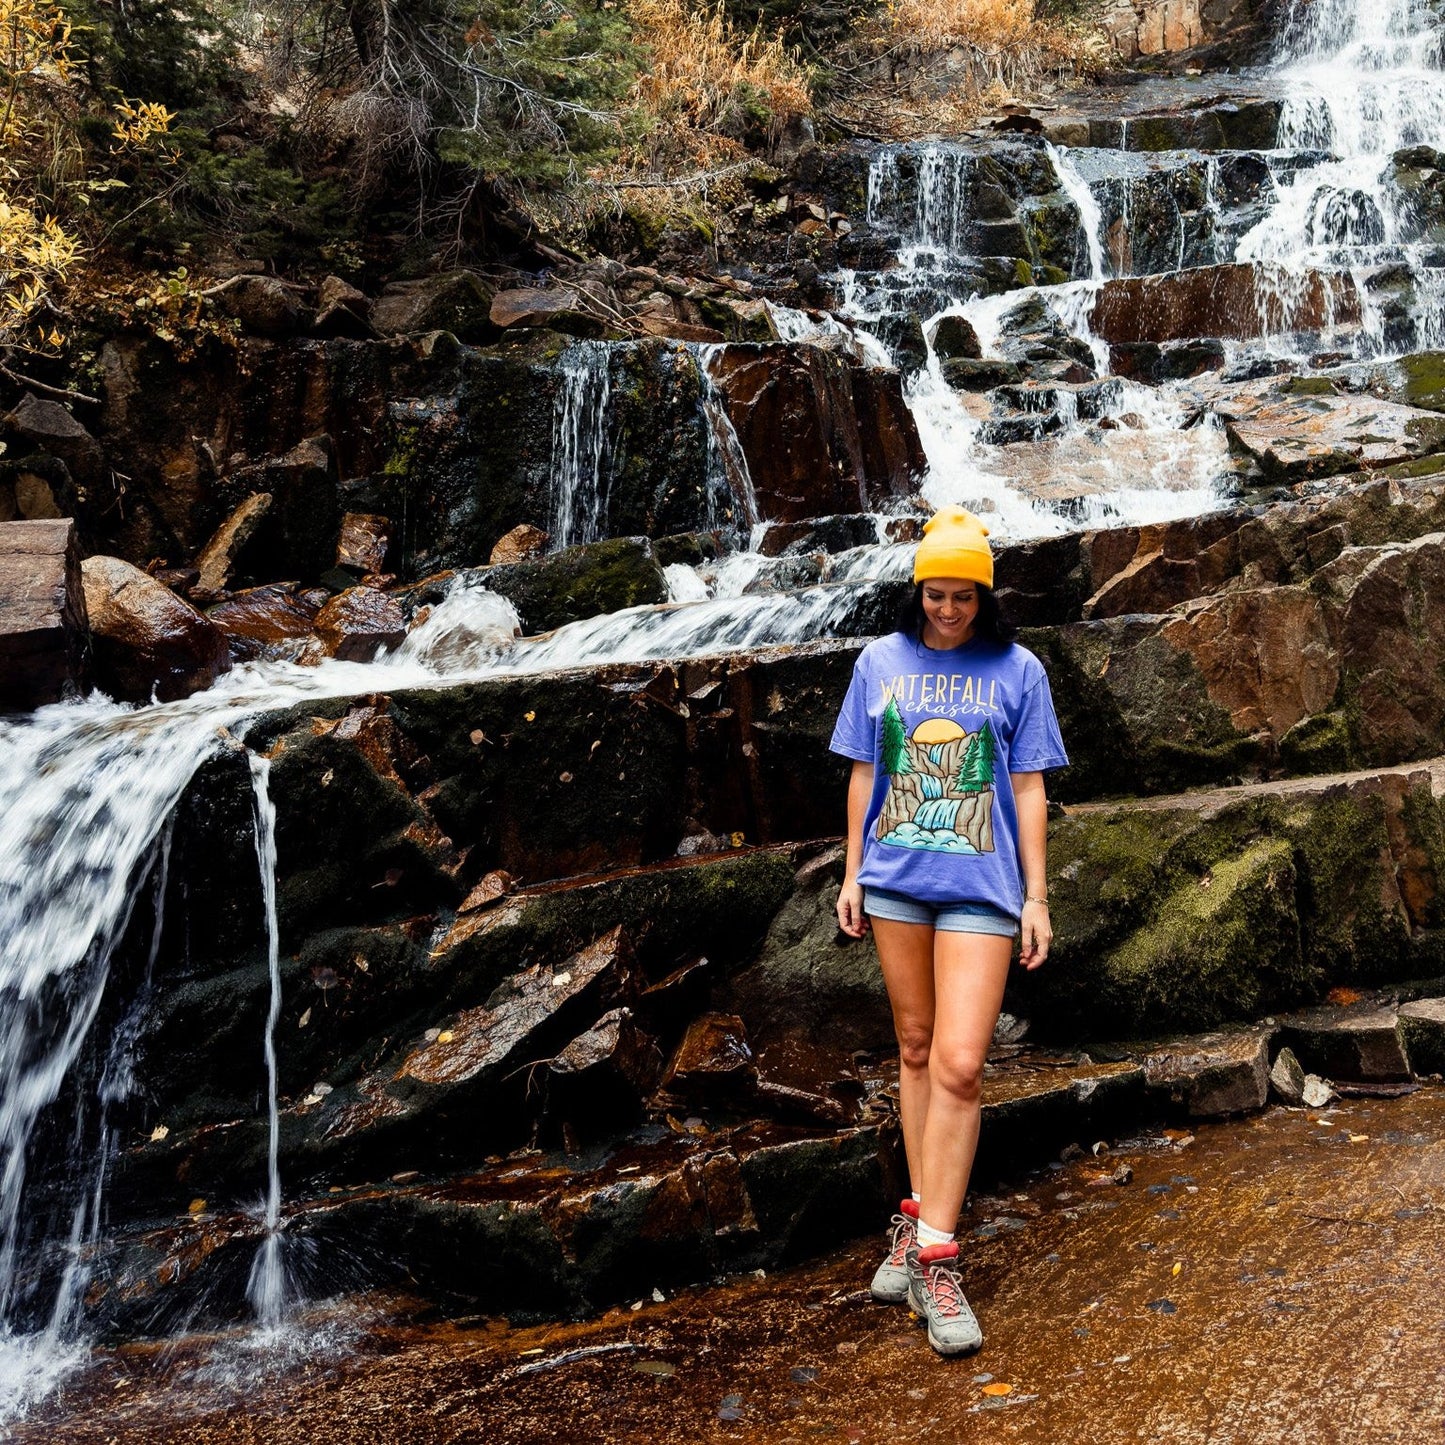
829, 631, 1069, 917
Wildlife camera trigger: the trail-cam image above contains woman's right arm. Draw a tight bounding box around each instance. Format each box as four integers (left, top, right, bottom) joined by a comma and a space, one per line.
836, 760, 874, 938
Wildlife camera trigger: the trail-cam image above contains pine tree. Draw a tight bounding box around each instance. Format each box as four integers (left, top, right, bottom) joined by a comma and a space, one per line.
954, 724, 996, 792
881, 696, 911, 777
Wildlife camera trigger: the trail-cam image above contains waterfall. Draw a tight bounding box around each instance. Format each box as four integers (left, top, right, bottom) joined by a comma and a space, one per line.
694, 344, 761, 533
1046, 143, 1107, 282
246, 754, 288, 1332
551, 341, 614, 549
1237, 0, 1445, 355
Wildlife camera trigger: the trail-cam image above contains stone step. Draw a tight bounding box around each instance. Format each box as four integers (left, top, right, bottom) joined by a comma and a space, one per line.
0, 518, 87, 710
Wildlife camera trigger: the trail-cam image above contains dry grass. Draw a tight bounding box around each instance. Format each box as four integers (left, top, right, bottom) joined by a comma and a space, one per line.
886, 0, 1039, 53
627, 0, 811, 139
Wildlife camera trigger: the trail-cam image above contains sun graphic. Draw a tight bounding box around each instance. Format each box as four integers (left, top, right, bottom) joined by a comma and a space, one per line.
911, 718, 967, 745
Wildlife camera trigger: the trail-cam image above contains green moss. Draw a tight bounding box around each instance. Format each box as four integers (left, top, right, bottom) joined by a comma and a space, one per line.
1279, 710, 1356, 774
1275, 376, 1337, 397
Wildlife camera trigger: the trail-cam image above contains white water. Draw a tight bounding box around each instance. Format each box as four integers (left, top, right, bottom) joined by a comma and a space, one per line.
245, 755, 288, 1331
551, 341, 613, 548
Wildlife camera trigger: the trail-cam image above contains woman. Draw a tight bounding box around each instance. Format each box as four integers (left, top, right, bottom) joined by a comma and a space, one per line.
830, 505, 1068, 1357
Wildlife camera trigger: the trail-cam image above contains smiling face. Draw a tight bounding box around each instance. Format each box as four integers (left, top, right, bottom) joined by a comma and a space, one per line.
920, 578, 979, 649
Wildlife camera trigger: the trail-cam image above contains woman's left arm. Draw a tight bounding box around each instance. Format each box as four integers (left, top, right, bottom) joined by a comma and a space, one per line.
1011, 770, 1051, 971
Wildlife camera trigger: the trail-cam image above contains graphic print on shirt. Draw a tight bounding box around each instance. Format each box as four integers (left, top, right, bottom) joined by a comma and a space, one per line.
877, 695, 996, 854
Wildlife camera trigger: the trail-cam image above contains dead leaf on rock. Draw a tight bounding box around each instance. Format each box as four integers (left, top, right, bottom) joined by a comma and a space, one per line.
150, 1125, 169, 1142
982, 1382, 1013, 1396
634, 1360, 676, 1377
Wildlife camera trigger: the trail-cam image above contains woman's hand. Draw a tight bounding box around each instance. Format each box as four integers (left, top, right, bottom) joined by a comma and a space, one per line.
1018, 898, 1051, 970
836, 879, 869, 938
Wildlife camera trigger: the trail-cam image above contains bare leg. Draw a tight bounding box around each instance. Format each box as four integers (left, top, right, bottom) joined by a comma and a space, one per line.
917, 930, 1012, 1236
871, 916, 936, 1196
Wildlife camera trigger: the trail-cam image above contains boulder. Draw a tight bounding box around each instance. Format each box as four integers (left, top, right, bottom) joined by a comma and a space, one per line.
0, 517, 88, 709
313, 275, 373, 338
336, 511, 390, 576
932, 314, 983, 361
489, 524, 550, 565
469, 535, 668, 634
1398, 997, 1445, 1075
654, 1012, 757, 1109
704, 343, 924, 521
3, 393, 103, 486
214, 435, 340, 582
206, 584, 321, 662
1135, 1025, 1273, 1118
1090, 264, 1361, 346
219, 275, 306, 338
191, 492, 272, 600
81, 554, 231, 702
313, 585, 406, 662
1279, 1005, 1412, 1083
372, 270, 498, 342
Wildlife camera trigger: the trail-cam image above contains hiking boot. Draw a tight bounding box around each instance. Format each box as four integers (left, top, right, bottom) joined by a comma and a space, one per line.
868, 1198, 919, 1304
907, 1241, 983, 1355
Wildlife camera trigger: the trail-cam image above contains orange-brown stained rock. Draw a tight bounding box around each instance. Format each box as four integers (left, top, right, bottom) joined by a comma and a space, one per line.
336, 511, 390, 575
399, 926, 634, 1088
207, 583, 319, 661
313, 585, 406, 662
28, 1090, 1445, 1444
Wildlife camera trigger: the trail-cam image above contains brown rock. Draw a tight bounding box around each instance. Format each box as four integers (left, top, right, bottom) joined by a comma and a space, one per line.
219, 275, 305, 338
489, 524, 550, 566
313, 274, 372, 338
1090, 264, 1361, 345
489, 286, 595, 333
636, 315, 726, 343
337, 512, 390, 575
192, 492, 272, 600
371, 271, 497, 342
206, 584, 320, 662
1137, 1025, 1273, 1118
81, 555, 231, 702
313, 586, 406, 662
1280, 1006, 1411, 1084
0, 518, 88, 709
656, 1013, 757, 1106
704, 344, 924, 522
4, 393, 103, 485
549, 1006, 665, 1133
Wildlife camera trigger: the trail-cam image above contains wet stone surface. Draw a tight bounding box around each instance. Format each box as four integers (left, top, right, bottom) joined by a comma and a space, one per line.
24, 1090, 1445, 1443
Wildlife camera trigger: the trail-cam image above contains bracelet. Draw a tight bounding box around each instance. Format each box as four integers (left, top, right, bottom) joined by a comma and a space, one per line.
1025, 895, 1049, 905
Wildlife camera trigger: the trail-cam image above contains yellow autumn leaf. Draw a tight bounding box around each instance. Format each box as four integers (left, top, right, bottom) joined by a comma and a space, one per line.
982, 1382, 1013, 1396
187, 1197, 206, 1214
437, 1030, 454, 1044
1172, 1262, 1182, 1276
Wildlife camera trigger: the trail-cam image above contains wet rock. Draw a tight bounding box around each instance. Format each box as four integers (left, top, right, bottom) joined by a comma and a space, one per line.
191, 492, 272, 600
931, 314, 983, 361
656, 1013, 757, 1108
547, 1007, 665, 1135
1136, 1025, 1273, 1118
313, 585, 406, 661
372, 270, 498, 342
704, 344, 924, 520
1090, 264, 1361, 346
0, 517, 88, 709
941, 357, 1024, 391
81, 555, 231, 702
1269, 1046, 1307, 1104
215, 434, 341, 582
1280, 1006, 1412, 1084
1210, 380, 1445, 483
469, 535, 668, 634
756, 515, 879, 557
725, 847, 893, 1053
337, 511, 391, 576
1398, 998, 1445, 1075
490, 285, 605, 338
313, 274, 373, 338
219, 275, 306, 337
3, 393, 103, 487
489, 524, 550, 565
206, 583, 320, 662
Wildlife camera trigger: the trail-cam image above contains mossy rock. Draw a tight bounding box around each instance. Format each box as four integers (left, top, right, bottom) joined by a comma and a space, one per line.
474, 535, 669, 634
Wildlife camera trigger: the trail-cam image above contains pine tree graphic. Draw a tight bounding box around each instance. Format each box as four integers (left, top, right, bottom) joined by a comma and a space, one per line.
881, 696, 911, 777
954, 724, 996, 793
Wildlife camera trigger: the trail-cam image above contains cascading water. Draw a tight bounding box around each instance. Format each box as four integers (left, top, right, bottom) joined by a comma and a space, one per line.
550, 341, 614, 549
246, 754, 288, 1332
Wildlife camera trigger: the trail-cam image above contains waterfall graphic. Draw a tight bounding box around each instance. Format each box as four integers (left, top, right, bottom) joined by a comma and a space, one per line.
877, 708, 995, 855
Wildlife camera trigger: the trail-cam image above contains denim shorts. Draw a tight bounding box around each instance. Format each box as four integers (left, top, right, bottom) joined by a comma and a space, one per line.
863, 887, 1018, 937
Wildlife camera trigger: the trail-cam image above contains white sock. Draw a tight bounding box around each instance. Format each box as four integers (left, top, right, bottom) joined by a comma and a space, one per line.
916, 1219, 955, 1248
910, 1191, 921, 1203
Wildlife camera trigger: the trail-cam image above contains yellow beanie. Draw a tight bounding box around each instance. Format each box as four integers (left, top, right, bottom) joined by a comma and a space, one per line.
913, 506, 994, 587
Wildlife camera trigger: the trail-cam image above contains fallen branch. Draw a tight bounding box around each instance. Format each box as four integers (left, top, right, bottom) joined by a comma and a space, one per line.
0, 364, 101, 407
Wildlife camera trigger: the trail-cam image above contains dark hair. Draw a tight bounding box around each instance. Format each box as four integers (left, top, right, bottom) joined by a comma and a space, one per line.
896, 581, 1017, 646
